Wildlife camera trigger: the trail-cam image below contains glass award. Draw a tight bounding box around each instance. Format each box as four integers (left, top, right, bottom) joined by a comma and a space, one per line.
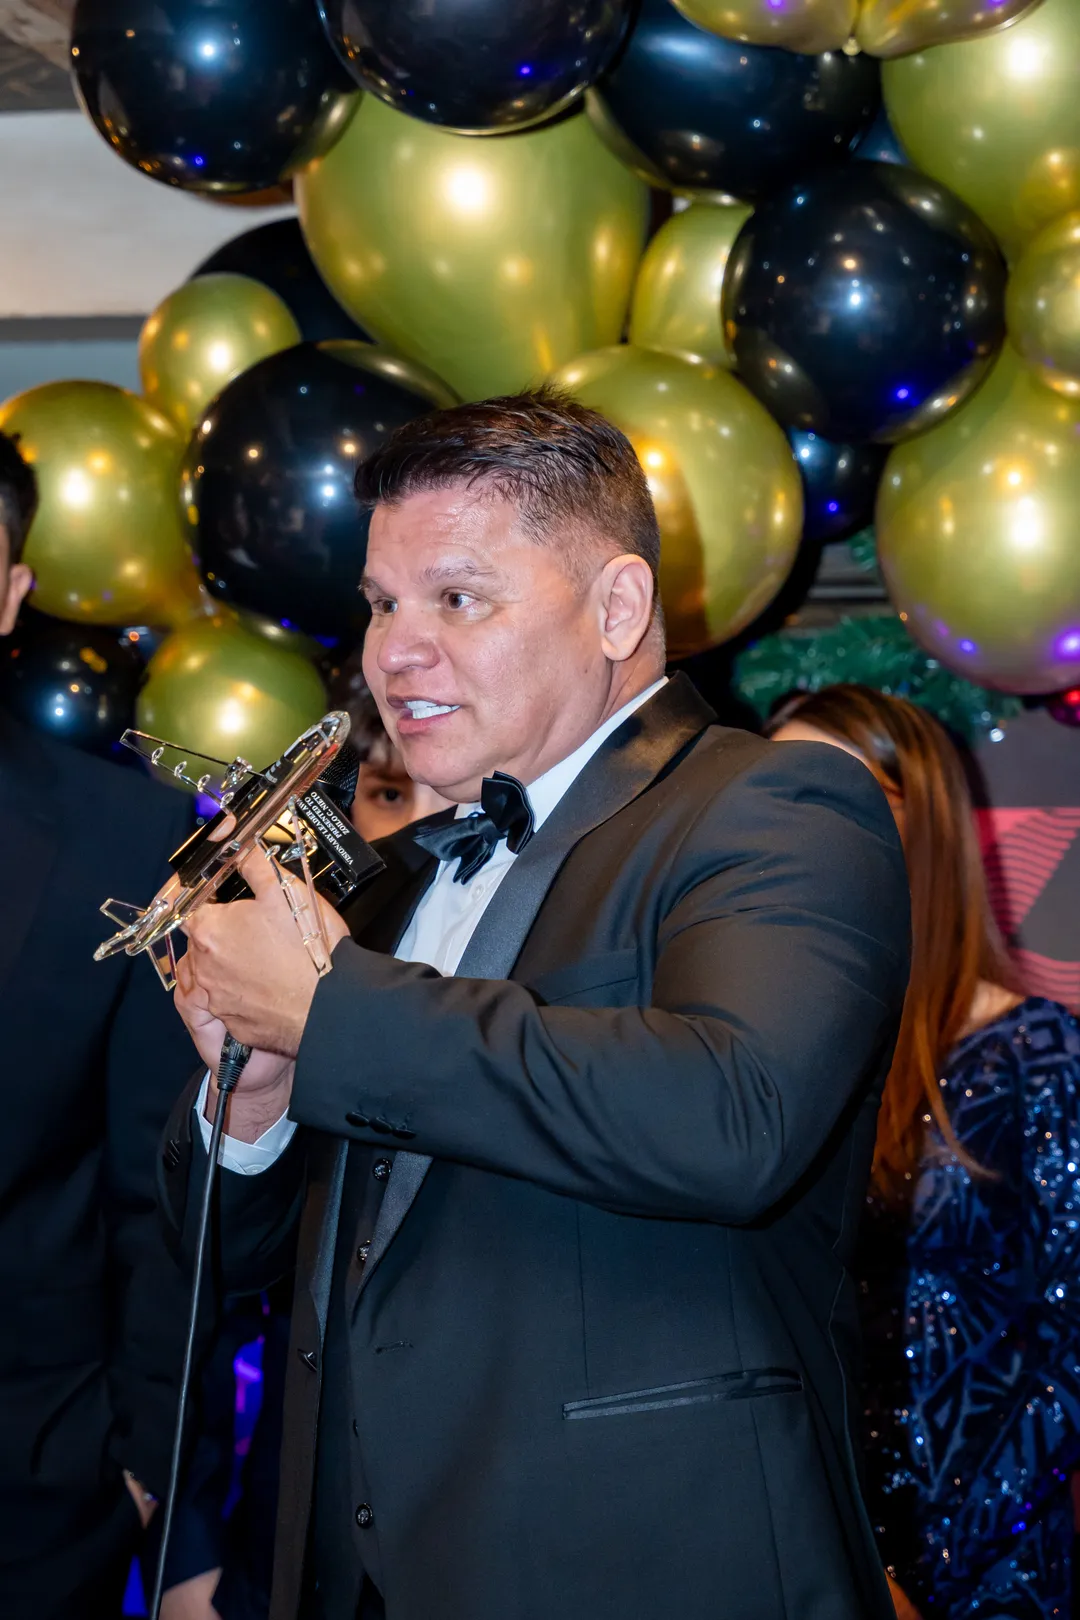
95, 710, 384, 989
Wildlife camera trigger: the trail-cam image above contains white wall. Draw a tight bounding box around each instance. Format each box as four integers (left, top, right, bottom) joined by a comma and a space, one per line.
0, 110, 292, 316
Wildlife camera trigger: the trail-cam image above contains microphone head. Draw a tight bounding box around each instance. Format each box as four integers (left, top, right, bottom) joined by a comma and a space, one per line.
318, 740, 361, 815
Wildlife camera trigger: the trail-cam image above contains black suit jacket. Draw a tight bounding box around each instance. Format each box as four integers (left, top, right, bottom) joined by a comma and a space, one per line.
0, 709, 198, 1557
161, 677, 911, 1620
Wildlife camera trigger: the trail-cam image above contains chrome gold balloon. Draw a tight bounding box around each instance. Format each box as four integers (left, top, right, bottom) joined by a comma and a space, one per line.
551, 345, 802, 658
0, 381, 200, 628
877, 344, 1080, 693
857, 0, 1042, 59
139, 273, 302, 436
295, 97, 649, 401
136, 612, 327, 775
883, 0, 1080, 262
629, 202, 752, 368
672, 0, 856, 54
1006, 212, 1080, 396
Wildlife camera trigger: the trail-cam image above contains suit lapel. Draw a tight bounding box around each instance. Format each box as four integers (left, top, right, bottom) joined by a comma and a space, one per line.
0, 710, 60, 994
359, 674, 716, 1293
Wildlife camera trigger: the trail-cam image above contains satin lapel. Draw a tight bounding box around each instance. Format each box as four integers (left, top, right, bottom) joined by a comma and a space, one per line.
0, 711, 60, 994
359, 674, 716, 1294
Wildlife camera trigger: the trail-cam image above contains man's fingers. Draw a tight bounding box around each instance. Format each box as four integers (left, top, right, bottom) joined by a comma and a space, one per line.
239, 841, 286, 900
207, 811, 237, 843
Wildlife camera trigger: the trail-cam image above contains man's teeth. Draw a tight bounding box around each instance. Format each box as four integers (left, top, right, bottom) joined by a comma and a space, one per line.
404, 701, 459, 719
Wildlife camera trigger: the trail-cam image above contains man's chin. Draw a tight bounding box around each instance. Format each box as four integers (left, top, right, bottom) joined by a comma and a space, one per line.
396, 734, 484, 807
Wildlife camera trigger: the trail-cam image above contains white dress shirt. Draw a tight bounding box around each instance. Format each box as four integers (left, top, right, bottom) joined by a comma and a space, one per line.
197, 678, 667, 1173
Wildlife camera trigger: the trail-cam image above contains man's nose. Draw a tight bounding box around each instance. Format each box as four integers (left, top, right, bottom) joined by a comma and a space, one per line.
374, 607, 439, 672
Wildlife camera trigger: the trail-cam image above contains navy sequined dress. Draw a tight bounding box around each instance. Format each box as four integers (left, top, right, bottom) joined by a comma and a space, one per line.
859, 997, 1080, 1619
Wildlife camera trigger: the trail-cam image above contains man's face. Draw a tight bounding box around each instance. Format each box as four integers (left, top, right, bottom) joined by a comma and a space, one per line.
0, 526, 32, 637
361, 487, 620, 802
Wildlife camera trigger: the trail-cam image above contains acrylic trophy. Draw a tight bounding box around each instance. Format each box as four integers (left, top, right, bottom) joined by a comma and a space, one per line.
94, 710, 384, 988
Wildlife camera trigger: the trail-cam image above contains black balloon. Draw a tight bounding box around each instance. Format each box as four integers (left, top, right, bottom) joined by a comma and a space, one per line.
789, 430, 887, 544
723, 162, 1006, 444
0, 610, 144, 756
193, 219, 370, 343
852, 105, 908, 167
71, 0, 355, 194
587, 0, 879, 203
320, 0, 631, 133
184, 343, 454, 645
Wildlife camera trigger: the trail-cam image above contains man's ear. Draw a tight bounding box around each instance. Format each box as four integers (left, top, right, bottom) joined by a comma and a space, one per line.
597, 553, 655, 664
0, 561, 32, 636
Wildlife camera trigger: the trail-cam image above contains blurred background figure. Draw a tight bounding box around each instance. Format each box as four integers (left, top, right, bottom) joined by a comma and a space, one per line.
159, 662, 448, 1620
769, 685, 1080, 1620
0, 430, 198, 1620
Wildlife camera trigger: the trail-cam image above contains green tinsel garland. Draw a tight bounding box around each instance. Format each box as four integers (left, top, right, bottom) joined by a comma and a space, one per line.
734, 614, 1023, 744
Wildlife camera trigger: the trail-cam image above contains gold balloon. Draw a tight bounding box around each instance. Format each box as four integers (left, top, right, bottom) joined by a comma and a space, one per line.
137, 612, 327, 775
877, 344, 1080, 693
857, 0, 1042, 59
629, 202, 752, 369
139, 273, 302, 436
295, 98, 649, 402
883, 0, 1080, 263
672, 0, 855, 53
0, 380, 200, 627
1005, 211, 1080, 395
550, 345, 802, 658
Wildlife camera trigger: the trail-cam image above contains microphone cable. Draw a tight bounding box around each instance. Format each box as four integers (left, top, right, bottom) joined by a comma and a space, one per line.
147, 1033, 251, 1620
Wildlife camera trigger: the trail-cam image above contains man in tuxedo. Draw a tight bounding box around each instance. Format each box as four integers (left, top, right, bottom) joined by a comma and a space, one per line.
0, 432, 198, 1616
163, 389, 910, 1620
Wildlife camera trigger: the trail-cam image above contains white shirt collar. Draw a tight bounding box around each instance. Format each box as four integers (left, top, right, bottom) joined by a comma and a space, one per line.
455, 676, 668, 831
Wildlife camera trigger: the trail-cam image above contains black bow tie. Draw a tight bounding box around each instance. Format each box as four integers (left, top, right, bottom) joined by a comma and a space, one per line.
412, 772, 535, 884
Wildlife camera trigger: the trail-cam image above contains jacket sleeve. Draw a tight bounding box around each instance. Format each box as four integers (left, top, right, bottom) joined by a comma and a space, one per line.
157, 1071, 309, 1301
290, 742, 911, 1224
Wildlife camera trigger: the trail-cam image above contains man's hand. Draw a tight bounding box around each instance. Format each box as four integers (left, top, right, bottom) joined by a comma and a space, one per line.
181, 842, 349, 1057
174, 946, 297, 1142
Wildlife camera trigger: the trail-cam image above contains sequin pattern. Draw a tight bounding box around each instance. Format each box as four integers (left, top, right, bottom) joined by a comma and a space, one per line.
859, 998, 1080, 1618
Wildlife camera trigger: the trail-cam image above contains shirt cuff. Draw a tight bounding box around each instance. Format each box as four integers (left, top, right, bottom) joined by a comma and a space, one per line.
193, 1071, 297, 1176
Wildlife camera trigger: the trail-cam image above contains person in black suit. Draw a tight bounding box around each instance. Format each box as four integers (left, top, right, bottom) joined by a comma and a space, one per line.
161, 389, 911, 1620
0, 433, 199, 1617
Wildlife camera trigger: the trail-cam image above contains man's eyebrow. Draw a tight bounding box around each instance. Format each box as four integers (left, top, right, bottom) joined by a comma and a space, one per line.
418, 557, 499, 585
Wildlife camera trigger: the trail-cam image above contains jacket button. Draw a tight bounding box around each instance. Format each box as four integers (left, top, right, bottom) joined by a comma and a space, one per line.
393, 1126, 416, 1141
298, 1348, 318, 1371
162, 1139, 181, 1172
356, 1241, 370, 1266
345, 1111, 370, 1129
370, 1117, 392, 1134
372, 1158, 392, 1182
355, 1503, 374, 1528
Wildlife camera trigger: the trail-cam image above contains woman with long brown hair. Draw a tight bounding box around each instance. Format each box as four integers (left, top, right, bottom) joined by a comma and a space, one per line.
768, 685, 1080, 1620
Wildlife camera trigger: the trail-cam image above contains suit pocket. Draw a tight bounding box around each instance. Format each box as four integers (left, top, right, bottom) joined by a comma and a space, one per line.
563, 1366, 802, 1420
526, 947, 639, 1006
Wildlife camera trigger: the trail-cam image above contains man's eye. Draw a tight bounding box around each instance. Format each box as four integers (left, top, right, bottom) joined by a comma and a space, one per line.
444, 590, 474, 611
369, 596, 396, 615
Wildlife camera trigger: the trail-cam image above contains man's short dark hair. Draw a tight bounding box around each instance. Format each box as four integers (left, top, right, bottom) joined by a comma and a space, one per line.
0, 432, 38, 563
354, 386, 661, 587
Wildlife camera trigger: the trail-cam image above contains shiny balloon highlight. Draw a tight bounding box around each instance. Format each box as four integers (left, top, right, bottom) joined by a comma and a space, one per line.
320, 0, 631, 134
670, 0, 855, 55
184, 342, 457, 647
883, 0, 1080, 263
877, 346, 1080, 695
1006, 213, 1080, 398
723, 162, 1006, 443
629, 202, 752, 368
71, 0, 355, 194
0, 610, 145, 756
139, 274, 302, 437
551, 345, 803, 658
297, 98, 648, 401
587, 0, 879, 202
0, 381, 200, 628
137, 613, 327, 775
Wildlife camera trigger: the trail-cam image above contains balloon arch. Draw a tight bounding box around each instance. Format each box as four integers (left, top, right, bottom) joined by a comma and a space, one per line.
4, 0, 1080, 764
